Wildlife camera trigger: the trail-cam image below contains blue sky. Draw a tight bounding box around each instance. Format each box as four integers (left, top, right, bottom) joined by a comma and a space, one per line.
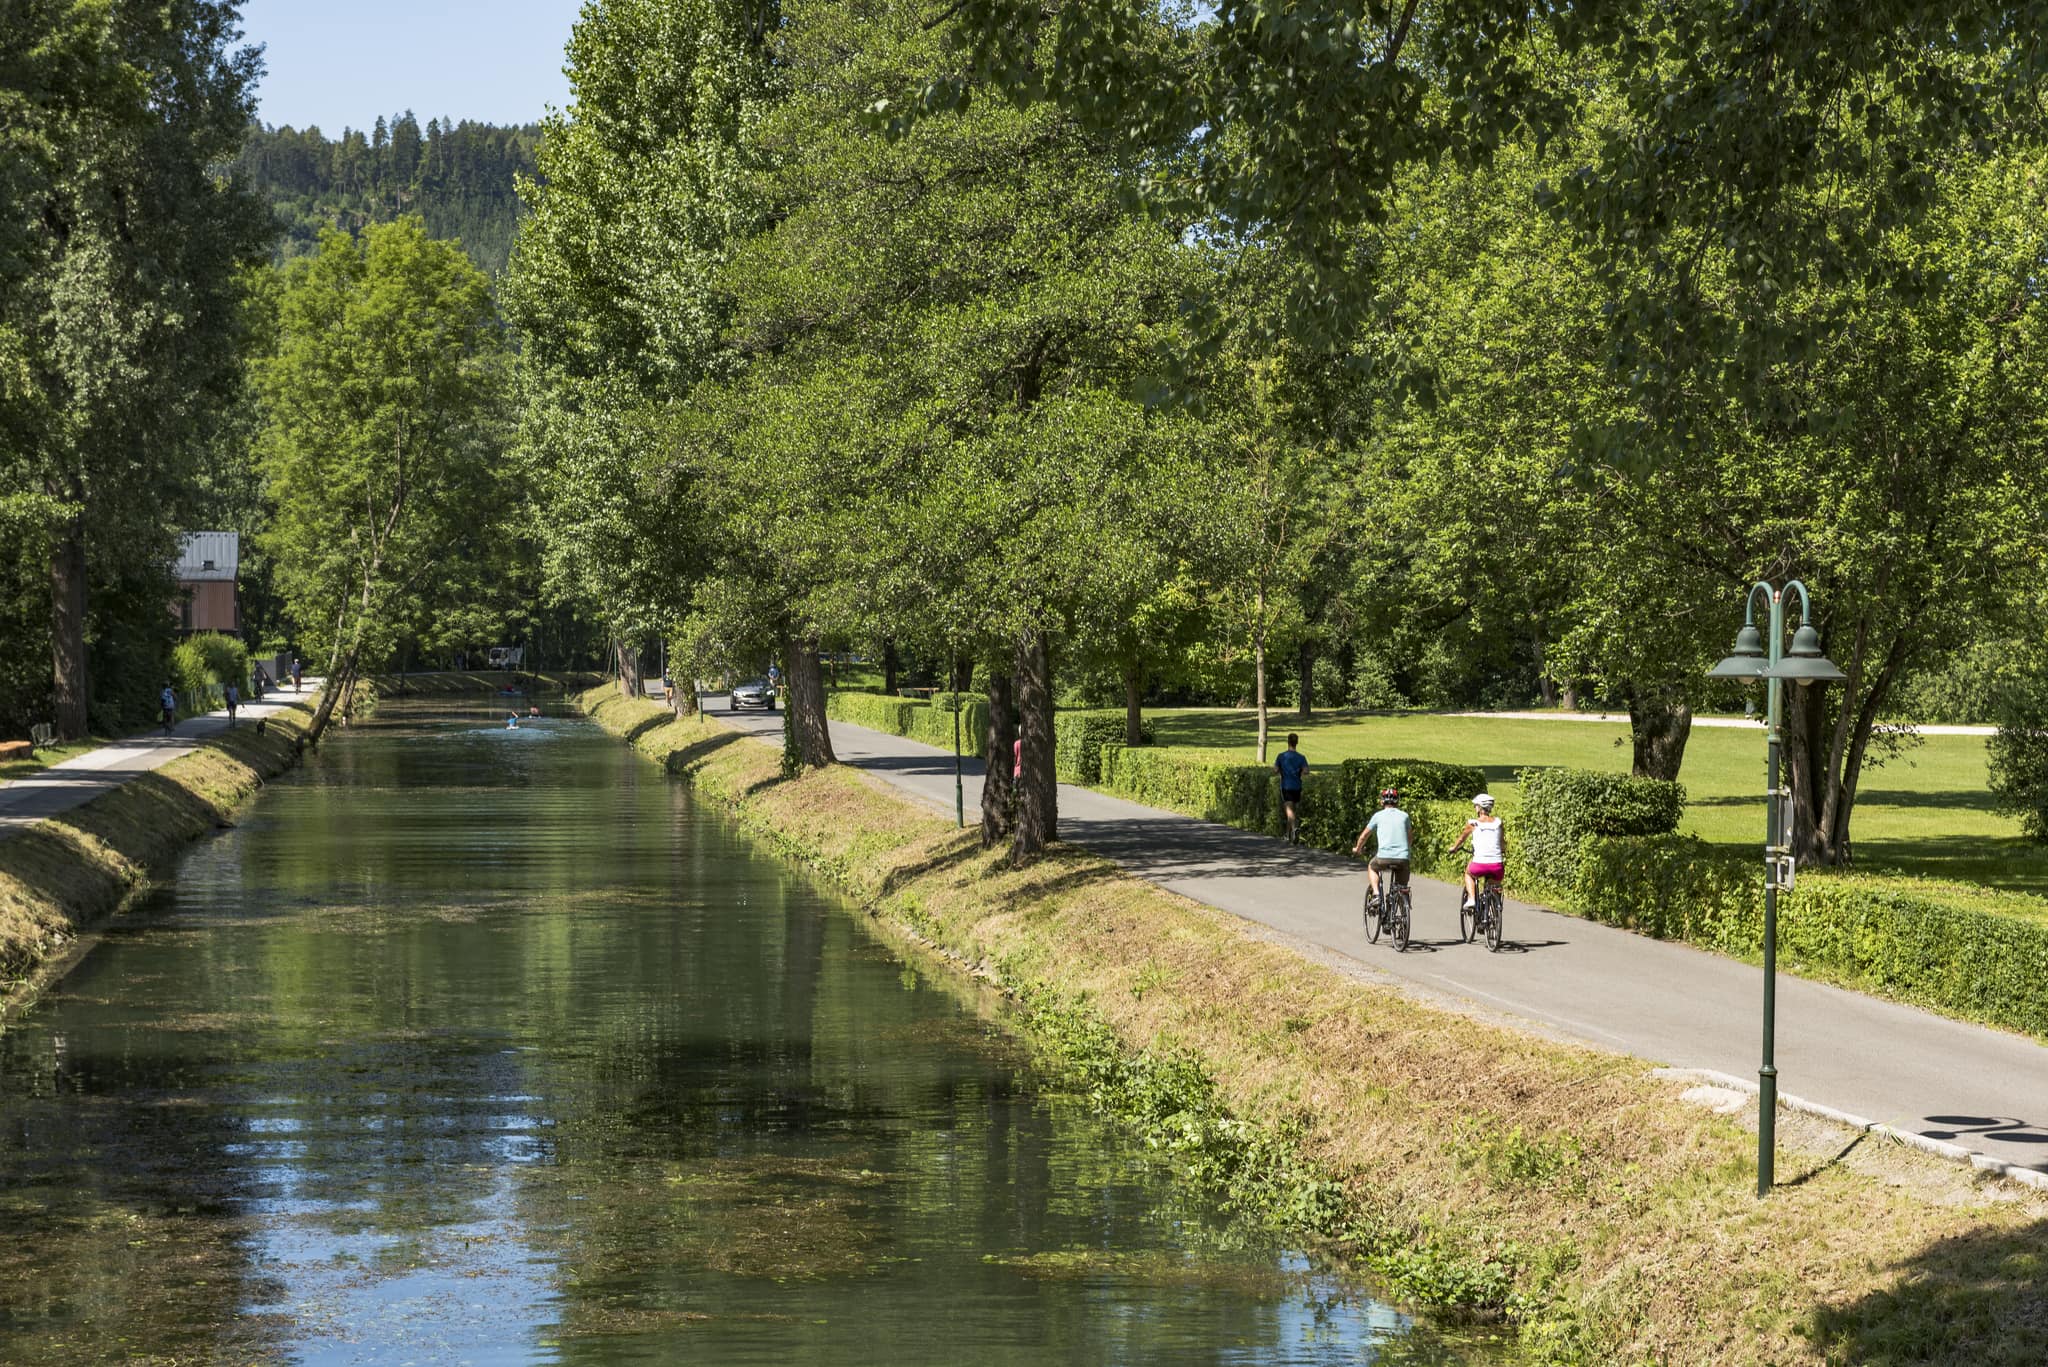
239, 1, 583, 133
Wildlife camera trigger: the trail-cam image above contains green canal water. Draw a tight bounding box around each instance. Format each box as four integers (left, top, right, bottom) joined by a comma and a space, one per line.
0, 701, 1501, 1364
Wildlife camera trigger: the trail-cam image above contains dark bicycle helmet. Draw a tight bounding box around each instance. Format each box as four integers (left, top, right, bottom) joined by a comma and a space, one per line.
1379, 787, 1400, 804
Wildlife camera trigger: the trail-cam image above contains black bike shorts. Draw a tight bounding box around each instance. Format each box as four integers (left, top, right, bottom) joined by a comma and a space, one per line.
1369, 857, 1411, 886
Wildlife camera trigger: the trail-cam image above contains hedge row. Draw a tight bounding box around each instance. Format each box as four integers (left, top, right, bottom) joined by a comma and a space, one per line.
1092, 747, 1489, 865
824, 689, 991, 754
825, 691, 919, 733
1576, 835, 2048, 1040
1516, 767, 1685, 888
906, 697, 988, 750
1055, 711, 1154, 783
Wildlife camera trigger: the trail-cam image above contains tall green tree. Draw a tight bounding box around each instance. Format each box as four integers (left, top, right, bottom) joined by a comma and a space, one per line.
258, 218, 512, 740
2, 0, 270, 737
504, 0, 774, 689
695, 0, 1201, 852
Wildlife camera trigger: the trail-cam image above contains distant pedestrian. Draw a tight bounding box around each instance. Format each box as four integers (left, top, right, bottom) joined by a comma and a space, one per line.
224, 683, 239, 727
1012, 736, 1022, 780
290, 658, 302, 692
1275, 733, 1309, 844
160, 682, 177, 736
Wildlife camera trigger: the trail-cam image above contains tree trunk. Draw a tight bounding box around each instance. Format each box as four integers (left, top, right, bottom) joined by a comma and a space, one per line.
1784, 623, 1903, 868
614, 639, 639, 700
883, 639, 899, 696
1296, 637, 1316, 719
1535, 636, 1558, 708
1012, 626, 1056, 862
1123, 660, 1145, 746
1625, 684, 1693, 781
1562, 684, 1580, 710
49, 514, 89, 739
1253, 614, 1269, 764
305, 651, 355, 745
951, 657, 973, 693
784, 634, 836, 768
981, 667, 1015, 846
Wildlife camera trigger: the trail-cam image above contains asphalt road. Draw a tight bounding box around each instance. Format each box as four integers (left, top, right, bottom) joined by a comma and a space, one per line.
707, 695, 2048, 1174
0, 682, 321, 842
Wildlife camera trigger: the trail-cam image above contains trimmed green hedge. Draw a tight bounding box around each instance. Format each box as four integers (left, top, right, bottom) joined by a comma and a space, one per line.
1055, 710, 1153, 783
905, 697, 988, 751
1092, 746, 1482, 866
1516, 767, 1685, 889
1575, 835, 2048, 1041
825, 691, 922, 734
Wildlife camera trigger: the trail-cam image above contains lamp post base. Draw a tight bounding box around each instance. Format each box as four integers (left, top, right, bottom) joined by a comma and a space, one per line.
1757, 1063, 1777, 1197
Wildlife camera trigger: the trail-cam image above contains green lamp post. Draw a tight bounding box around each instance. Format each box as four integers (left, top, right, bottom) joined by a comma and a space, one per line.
1709, 580, 1846, 1197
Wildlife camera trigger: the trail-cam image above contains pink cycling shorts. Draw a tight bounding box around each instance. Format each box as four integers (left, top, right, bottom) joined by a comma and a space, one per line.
1467, 862, 1504, 879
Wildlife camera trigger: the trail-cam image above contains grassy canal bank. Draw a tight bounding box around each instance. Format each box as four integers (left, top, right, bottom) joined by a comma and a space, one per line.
0, 693, 329, 1016
578, 685, 2048, 1366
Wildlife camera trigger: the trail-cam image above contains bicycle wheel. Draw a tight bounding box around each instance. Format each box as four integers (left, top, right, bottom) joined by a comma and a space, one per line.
1485, 888, 1504, 952
1392, 888, 1411, 952
1459, 891, 1476, 944
1363, 888, 1382, 944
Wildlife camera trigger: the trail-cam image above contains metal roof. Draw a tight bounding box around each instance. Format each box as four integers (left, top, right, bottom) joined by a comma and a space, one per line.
174, 531, 239, 582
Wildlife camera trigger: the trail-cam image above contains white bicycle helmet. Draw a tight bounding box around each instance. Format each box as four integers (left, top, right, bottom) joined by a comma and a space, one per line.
1472, 793, 1495, 810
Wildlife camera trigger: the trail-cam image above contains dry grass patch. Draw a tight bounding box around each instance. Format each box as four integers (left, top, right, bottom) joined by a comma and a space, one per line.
578, 691, 2048, 1366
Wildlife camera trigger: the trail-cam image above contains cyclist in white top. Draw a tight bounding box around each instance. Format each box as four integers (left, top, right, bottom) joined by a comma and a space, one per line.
1447, 793, 1506, 910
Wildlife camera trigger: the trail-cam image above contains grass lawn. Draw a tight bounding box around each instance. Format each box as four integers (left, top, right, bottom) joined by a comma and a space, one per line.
0, 739, 108, 785
1146, 707, 2048, 895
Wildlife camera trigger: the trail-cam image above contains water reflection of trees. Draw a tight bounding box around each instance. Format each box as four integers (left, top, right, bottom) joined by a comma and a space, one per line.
0, 707, 1438, 1364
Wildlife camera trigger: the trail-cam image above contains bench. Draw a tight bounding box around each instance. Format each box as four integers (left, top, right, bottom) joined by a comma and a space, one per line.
30, 721, 54, 752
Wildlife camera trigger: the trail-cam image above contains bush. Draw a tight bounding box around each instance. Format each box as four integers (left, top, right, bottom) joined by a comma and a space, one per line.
169, 633, 250, 715
1516, 767, 1685, 890
1055, 710, 1153, 784
825, 691, 925, 735
1989, 693, 2048, 842
1099, 747, 1271, 827
1573, 836, 2048, 1040
905, 697, 988, 751
1093, 746, 1477, 868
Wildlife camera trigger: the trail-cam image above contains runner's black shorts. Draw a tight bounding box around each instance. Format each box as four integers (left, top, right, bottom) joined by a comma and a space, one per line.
1280, 787, 1303, 803
1369, 857, 1411, 886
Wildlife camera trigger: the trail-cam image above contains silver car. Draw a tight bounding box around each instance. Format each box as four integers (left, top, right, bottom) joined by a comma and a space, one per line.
730, 678, 776, 711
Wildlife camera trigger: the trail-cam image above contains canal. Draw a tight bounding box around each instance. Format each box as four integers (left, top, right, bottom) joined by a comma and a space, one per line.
0, 700, 1492, 1363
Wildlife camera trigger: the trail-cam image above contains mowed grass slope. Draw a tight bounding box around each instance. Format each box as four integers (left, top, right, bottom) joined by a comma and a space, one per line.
1146, 708, 2045, 894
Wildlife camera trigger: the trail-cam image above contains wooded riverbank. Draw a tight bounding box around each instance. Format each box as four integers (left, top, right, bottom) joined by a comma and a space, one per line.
577, 684, 2048, 1366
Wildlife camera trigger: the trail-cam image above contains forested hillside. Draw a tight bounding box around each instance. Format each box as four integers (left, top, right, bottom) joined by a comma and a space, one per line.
234, 114, 538, 272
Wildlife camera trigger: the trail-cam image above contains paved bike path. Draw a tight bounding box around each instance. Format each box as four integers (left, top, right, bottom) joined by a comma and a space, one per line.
0, 683, 322, 842
711, 698, 2048, 1174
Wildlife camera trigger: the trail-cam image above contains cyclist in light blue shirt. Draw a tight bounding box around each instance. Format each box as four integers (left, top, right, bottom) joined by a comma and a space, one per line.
1351, 787, 1412, 901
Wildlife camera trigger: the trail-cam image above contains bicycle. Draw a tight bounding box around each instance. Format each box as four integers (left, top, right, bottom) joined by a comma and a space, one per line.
1363, 875, 1411, 952
1461, 875, 1505, 951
